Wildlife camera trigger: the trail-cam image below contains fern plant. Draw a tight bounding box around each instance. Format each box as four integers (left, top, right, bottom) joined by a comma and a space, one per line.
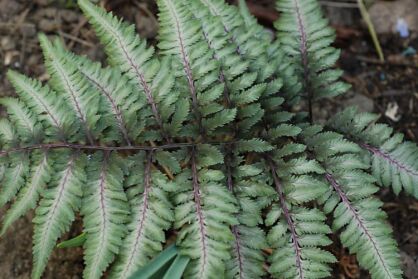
0, 0, 416, 278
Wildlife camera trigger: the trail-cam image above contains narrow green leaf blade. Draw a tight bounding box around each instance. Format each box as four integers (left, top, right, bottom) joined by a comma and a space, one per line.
162, 255, 190, 279
128, 244, 177, 279
57, 232, 87, 249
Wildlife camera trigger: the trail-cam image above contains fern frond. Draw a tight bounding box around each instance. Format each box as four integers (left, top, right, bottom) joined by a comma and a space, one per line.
198, 0, 270, 61
109, 151, 174, 279
0, 1, 411, 278
0, 151, 29, 207
186, 0, 271, 136
237, 0, 272, 41
266, 156, 335, 279
1, 151, 51, 236
260, 124, 335, 279
275, 0, 351, 104
0, 119, 18, 148
32, 151, 86, 279
303, 125, 402, 279
78, 0, 179, 141
329, 107, 418, 198
0, 97, 43, 143
173, 145, 238, 278
224, 154, 272, 279
39, 34, 101, 144
157, 0, 237, 137
54, 48, 143, 145
81, 152, 130, 279
7, 70, 76, 141
198, 0, 243, 34
194, 0, 301, 109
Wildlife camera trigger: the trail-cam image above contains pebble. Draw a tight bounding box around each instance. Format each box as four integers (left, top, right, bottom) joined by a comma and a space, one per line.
369, 0, 418, 37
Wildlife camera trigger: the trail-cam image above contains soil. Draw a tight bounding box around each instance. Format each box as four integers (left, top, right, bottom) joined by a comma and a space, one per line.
0, 0, 416, 279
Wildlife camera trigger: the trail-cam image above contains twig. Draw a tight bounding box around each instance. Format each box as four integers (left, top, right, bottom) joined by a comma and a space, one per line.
319, 1, 358, 8
357, 0, 385, 62
356, 55, 418, 68
58, 31, 95, 47
374, 90, 412, 98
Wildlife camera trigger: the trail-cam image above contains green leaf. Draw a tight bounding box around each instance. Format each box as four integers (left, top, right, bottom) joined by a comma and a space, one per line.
57, 232, 87, 248
162, 255, 190, 279
128, 244, 178, 279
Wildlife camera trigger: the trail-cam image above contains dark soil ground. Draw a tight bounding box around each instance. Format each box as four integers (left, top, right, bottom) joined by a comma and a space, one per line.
0, 0, 416, 278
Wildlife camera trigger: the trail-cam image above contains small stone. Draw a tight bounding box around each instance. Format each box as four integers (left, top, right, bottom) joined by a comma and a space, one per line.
20, 24, 36, 37
0, 36, 15, 51
0, 0, 22, 20
38, 18, 60, 32
369, 0, 418, 36
60, 10, 79, 23
346, 94, 374, 113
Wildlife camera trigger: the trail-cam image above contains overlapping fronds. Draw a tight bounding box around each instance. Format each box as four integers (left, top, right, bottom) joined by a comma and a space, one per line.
157, 0, 238, 138
303, 125, 402, 279
32, 151, 86, 278
109, 151, 174, 279
78, 0, 184, 142
0, 0, 413, 279
264, 126, 335, 279
192, 0, 301, 106
172, 145, 238, 278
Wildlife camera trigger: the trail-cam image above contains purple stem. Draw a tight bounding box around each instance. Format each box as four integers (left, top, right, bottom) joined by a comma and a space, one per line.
82, 71, 132, 146
293, 0, 312, 123
168, 2, 203, 135
190, 147, 208, 274
121, 151, 153, 278
97, 151, 109, 248
224, 153, 245, 278
268, 159, 304, 279
106, 24, 170, 143
0, 141, 237, 157
232, 226, 245, 279
360, 142, 418, 177
325, 172, 393, 277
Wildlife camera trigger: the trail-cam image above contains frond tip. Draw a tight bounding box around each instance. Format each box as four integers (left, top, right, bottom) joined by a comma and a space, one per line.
275, 0, 351, 104
329, 107, 418, 198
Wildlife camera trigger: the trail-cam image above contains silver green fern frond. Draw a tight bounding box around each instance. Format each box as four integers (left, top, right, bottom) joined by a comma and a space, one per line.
82, 152, 130, 279
110, 151, 174, 279
329, 107, 418, 198
32, 151, 86, 279
173, 145, 238, 278
275, 0, 351, 118
7, 70, 77, 141
0, 0, 414, 279
265, 153, 335, 279
39, 34, 102, 144
1, 151, 51, 237
78, 0, 179, 142
303, 125, 403, 279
